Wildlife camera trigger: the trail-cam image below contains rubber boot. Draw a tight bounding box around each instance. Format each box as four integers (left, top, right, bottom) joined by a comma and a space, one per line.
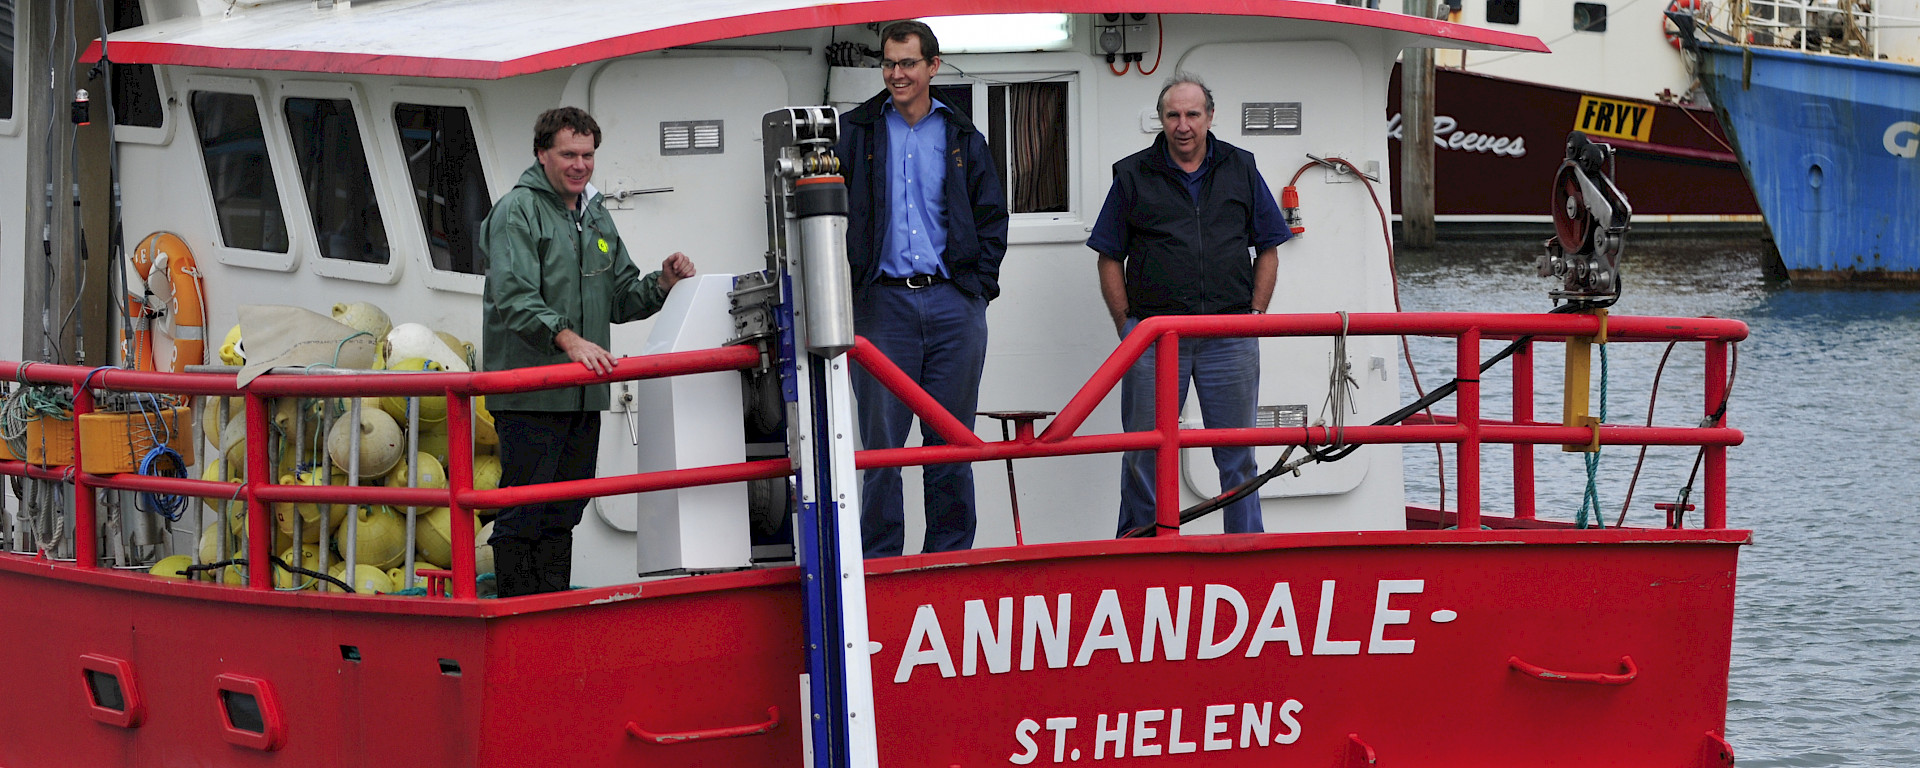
532, 535, 573, 594
492, 539, 537, 598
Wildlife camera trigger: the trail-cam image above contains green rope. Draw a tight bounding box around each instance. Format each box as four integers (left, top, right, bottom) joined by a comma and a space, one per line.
1, 380, 75, 455
1577, 344, 1609, 529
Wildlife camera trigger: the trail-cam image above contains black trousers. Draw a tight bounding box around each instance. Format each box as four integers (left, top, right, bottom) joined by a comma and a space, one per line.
490, 410, 601, 545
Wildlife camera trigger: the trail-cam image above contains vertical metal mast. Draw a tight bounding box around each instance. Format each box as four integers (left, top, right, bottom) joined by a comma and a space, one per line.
761, 107, 878, 768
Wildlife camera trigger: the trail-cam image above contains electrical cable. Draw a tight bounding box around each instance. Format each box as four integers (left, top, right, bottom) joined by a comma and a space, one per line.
1615, 341, 1678, 526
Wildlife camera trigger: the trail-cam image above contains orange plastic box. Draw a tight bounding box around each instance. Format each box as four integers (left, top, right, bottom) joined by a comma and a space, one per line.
77, 407, 196, 474
21, 412, 75, 467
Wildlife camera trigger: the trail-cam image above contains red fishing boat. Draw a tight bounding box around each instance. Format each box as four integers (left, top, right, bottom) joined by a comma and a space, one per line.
0, 2, 1745, 766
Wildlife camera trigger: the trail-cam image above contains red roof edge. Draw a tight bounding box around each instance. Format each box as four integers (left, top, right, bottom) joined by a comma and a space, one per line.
83, 0, 1549, 81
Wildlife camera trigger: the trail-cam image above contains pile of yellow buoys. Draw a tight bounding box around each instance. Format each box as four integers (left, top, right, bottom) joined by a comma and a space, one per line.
165, 303, 503, 595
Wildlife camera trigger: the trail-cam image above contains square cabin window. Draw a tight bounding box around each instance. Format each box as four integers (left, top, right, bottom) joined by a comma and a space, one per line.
1486, 0, 1521, 25
284, 97, 390, 264
986, 80, 1070, 214
191, 91, 290, 253
395, 104, 492, 275
1574, 2, 1608, 31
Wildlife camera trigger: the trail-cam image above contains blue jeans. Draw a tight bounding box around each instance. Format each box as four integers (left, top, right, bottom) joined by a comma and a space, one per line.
852, 282, 988, 557
1117, 319, 1263, 536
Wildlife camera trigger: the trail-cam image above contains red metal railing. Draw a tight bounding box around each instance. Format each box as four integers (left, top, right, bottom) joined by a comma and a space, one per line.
854, 312, 1744, 534
0, 311, 1745, 600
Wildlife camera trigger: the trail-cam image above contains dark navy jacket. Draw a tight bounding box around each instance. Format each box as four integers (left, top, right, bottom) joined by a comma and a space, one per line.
1090, 132, 1291, 318
837, 92, 1010, 301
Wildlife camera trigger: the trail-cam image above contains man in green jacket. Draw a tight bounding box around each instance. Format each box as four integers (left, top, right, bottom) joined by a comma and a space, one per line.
480, 106, 696, 597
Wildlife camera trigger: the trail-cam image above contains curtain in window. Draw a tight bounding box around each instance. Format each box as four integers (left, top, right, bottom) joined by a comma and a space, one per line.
1009, 82, 1069, 213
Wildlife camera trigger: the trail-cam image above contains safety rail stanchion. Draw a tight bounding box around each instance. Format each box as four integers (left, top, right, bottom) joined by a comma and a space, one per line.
244, 393, 273, 590
71, 384, 98, 569
1512, 339, 1536, 520
1455, 329, 1482, 531
445, 392, 477, 600
1704, 340, 1729, 529
1154, 332, 1181, 535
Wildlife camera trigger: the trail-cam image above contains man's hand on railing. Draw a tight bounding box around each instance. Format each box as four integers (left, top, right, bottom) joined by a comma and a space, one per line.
556, 329, 616, 376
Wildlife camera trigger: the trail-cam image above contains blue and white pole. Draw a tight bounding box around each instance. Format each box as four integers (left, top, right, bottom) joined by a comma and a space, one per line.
762, 106, 878, 768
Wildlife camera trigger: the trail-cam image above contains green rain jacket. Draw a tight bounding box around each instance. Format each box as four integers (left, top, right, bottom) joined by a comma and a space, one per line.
480, 164, 667, 412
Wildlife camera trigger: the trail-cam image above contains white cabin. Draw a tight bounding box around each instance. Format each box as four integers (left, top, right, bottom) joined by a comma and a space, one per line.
0, 1, 1542, 584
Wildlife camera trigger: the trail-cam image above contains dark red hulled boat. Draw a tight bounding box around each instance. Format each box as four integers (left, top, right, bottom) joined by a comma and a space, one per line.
1389, 66, 1762, 225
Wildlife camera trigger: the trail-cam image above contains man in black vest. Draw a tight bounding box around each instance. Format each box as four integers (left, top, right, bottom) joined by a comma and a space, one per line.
1086, 73, 1293, 537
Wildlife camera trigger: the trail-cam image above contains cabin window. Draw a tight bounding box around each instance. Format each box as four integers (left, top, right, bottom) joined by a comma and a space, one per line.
284, 97, 390, 264
107, 0, 162, 128
1486, 0, 1520, 24
191, 91, 291, 253
932, 77, 1073, 216
1574, 2, 1608, 31
987, 81, 1070, 214
395, 103, 492, 275
2, 0, 18, 121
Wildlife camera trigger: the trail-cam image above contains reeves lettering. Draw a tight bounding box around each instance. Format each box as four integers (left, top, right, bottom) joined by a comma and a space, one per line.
891, 579, 1431, 684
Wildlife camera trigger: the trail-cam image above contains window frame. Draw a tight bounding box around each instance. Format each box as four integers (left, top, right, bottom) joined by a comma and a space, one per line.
1485, 0, 1522, 25
181, 74, 300, 273
1, 0, 25, 137
107, 62, 173, 145
102, 0, 171, 145
276, 79, 401, 285
930, 63, 1086, 244
371, 85, 500, 295
1573, 2, 1609, 32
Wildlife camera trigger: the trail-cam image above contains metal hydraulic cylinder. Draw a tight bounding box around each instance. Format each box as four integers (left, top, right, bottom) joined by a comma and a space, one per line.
794, 177, 854, 356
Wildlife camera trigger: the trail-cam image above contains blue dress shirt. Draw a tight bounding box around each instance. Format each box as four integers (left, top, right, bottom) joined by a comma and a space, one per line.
881, 100, 951, 279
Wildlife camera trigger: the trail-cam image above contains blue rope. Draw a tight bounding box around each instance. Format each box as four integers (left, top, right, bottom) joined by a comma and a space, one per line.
1577, 345, 1609, 529
138, 444, 189, 521
123, 390, 189, 521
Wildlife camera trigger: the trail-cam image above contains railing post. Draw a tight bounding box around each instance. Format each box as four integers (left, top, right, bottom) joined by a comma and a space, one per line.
1154, 332, 1182, 535
445, 393, 477, 599
244, 392, 273, 590
1704, 340, 1729, 529
1512, 339, 1535, 520
1455, 329, 1481, 530
71, 384, 97, 569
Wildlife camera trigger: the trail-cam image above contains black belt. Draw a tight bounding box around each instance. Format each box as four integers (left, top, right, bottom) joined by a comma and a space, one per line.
876, 274, 947, 288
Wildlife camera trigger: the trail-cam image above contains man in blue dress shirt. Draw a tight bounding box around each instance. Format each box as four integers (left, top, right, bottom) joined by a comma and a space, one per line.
837, 21, 1010, 557
1087, 73, 1293, 537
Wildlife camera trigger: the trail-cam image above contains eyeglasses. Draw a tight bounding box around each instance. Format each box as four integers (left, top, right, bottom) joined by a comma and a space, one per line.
581, 227, 614, 278
879, 57, 926, 72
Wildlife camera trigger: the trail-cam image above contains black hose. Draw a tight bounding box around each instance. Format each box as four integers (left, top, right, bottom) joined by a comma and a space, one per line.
180, 556, 357, 593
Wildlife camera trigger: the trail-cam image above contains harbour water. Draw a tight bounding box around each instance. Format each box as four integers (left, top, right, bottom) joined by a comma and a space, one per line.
1395, 235, 1920, 767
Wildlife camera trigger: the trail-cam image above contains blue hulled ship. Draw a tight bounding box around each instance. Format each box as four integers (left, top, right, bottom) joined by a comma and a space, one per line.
1687, 0, 1920, 281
